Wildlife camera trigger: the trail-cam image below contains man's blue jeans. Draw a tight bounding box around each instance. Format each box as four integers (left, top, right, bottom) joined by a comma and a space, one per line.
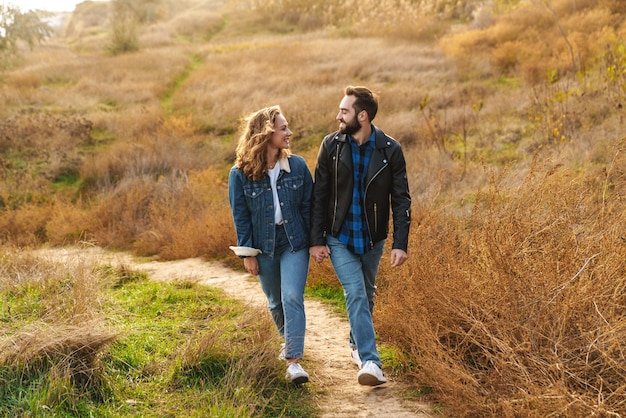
326, 235, 385, 368
256, 224, 308, 359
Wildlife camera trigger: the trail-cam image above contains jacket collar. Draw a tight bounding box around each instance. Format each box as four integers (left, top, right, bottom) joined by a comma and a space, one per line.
336, 124, 389, 149
278, 156, 291, 173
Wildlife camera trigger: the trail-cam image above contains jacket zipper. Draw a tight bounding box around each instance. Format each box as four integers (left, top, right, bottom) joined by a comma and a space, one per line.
363, 158, 386, 248
374, 203, 378, 234
331, 141, 340, 233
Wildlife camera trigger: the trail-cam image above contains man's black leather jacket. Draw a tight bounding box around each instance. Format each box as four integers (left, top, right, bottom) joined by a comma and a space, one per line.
310, 125, 411, 251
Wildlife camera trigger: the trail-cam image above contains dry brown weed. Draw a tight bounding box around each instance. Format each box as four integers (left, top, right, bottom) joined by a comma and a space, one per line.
377, 152, 626, 416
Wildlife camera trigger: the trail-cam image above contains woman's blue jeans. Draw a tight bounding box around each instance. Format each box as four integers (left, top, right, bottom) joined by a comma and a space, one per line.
326, 235, 385, 368
256, 224, 308, 359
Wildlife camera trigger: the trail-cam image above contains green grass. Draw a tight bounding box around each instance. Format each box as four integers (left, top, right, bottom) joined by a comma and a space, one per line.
0, 262, 317, 417
161, 54, 203, 115
52, 168, 82, 191
305, 282, 346, 316
97, 98, 119, 112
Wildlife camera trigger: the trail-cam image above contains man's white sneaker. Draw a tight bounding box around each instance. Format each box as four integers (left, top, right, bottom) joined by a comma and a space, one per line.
351, 348, 362, 369
278, 343, 286, 361
357, 361, 387, 386
286, 363, 309, 385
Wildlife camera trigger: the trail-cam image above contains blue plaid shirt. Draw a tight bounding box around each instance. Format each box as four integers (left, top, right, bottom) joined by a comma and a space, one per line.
338, 131, 375, 254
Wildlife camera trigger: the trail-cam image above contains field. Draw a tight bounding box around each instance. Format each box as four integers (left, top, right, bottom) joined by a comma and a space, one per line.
1, 0, 625, 416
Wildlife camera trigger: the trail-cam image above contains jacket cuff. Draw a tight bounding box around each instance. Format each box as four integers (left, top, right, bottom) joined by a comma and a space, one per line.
229, 246, 262, 257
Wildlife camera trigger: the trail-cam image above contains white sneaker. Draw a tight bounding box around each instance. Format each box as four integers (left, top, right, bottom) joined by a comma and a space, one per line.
357, 361, 387, 386
278, 343, 286, 361
351, 348, 362, 369
286, 363, 309, 385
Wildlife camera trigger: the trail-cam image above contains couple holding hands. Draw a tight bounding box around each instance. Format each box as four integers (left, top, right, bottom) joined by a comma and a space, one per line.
228, 86, 411, 386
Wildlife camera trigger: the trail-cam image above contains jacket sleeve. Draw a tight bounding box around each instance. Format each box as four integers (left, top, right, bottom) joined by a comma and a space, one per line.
389, 143, 411, 251
310, 137, 331, 246
228, 167, 254, 249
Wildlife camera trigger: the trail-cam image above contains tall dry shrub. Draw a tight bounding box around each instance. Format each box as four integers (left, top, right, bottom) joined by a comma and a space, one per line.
131, 167, 233, 260
109, 0, 139, 54
74, 116, 233, 258
0, 205, 53, 246
44, 200, 94, 246
525, 77, 581, 148
376, 149, 626, 416
440, 0, 625, 82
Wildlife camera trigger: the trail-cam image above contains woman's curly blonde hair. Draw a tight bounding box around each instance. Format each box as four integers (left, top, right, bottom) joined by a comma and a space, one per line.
235, 105, 291, 181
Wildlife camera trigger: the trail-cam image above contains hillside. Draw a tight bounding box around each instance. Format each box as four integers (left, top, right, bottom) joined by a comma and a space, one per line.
1, 0, 625, 416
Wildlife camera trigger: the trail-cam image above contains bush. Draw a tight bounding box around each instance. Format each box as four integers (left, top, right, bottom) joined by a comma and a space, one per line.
108, 0, 139, 54
377, 152, 626, 416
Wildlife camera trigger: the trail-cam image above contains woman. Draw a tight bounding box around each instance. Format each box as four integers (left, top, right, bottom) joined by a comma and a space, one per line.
228, 106, 313, 384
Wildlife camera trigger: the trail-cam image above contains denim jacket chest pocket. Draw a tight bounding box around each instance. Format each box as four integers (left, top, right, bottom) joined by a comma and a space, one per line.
279, 175, 304, 197
243, 182, 270, 211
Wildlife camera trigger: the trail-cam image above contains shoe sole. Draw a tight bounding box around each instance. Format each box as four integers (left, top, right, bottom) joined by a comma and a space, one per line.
357, 373, 386, 386
290, 375, 309, 385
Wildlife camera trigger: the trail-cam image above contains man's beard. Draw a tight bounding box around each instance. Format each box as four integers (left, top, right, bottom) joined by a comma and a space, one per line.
339, 116, 361, 135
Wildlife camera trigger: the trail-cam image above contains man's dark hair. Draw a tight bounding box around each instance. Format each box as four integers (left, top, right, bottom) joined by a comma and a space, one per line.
345, 85, 378, 122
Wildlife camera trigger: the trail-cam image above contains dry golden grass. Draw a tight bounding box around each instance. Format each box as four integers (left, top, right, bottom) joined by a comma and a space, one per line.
0, 248, 117, 400
1, 0, 625, 414
176, 307, 282, 394
440, 0, 626, 82
0, 205, 52, 247
129, 167, 234, 260
251, 0, 479, 37
178, 36, 454, 145
377, 148, 626, 416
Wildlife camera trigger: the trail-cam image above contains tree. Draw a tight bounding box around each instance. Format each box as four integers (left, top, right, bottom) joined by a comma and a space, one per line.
0, 2, 51, 68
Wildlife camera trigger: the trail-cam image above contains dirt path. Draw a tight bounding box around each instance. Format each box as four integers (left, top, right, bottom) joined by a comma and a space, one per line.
35, 246, 434, 417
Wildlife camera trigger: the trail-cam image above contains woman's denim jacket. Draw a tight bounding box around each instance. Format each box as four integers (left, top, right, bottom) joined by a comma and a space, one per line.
228, 155, 313, 258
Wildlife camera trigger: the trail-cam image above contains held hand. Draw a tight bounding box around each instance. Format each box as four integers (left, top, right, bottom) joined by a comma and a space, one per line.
309, 245, 331, 264
390, 249, 408, 267
243, 256, 259, 275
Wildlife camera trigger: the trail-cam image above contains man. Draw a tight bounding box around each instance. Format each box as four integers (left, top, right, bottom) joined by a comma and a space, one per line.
310, 86, 411, 386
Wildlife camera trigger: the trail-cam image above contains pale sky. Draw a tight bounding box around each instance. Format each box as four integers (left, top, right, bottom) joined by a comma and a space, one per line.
10, 0, 109, 12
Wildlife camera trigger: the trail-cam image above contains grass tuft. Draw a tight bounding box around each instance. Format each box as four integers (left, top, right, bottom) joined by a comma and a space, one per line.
0, 249, 318, 417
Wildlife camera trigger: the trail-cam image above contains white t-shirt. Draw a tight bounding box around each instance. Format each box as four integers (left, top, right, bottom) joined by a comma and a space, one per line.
268, 164, 283, 225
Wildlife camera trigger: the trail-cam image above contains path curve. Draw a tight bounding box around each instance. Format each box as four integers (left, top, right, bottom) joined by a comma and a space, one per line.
34, 246, 434, 417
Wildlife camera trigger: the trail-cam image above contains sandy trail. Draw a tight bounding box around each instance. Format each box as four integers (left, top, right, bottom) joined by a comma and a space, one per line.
35, 246, 434, 417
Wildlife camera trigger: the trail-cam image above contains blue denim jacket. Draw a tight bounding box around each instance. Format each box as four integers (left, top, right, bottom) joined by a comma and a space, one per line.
228, 155, 313, 258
